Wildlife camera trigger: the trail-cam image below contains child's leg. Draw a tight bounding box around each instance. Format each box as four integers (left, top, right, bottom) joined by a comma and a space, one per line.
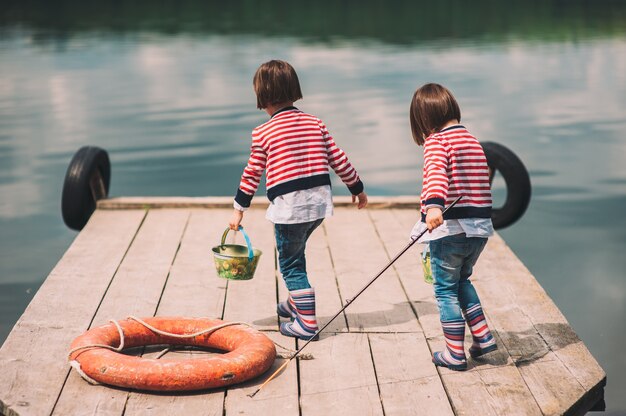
275, 219, 323, 291
275, 220, 320, 319
275, 219, 323, 340
429, 234, 468, 370
457, 237, 497, 357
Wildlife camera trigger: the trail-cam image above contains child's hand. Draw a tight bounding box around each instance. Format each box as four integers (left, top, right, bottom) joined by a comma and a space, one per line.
425, 207, 443, 231
229, 209, 244, 231
352, 192, 368, 209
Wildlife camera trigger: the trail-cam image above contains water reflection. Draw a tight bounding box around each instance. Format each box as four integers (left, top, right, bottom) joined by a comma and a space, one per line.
1, 1, 626, 412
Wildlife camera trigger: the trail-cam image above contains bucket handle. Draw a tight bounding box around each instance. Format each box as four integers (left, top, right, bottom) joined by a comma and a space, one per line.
220, 226, 254, 260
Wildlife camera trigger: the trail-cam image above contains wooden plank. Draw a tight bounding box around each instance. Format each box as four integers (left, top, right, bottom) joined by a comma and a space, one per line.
299, 333, 384, 416
369, 209, 544, 414
0, 210, 146, 416
475, 235, 606, 414
305, 226, 348, 332
220, 209, 299, 415
155, 209, 232, 319
98, 196, 419, 210
367, 209, 443, 334
383, 208, 603, 415
53, 209, 189, 416
122, 209, 232, 416
221, 209, 278, 331
513, 352, 586, 416
322, 209, 420, 333
479, 234, 606, 389
441, 366, 541, 416
368, 333, 454, 416
224, 332, 299, 416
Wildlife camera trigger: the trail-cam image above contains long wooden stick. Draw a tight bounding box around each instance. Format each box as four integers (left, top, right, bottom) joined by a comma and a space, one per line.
248, 196, 463, 398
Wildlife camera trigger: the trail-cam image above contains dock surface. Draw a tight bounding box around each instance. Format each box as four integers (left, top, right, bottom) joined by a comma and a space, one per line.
0, 198, 605, 416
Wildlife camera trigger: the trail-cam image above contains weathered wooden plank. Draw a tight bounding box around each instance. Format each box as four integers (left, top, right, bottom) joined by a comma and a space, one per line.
225, 332, 298, 416
368, 333, 454, 416
513, 352, 586, 416
479, 235, 606, 388
122, 209, 232, 416
383, 209, 603, 414
0, 210, 146, 416
366, 209, 440, 333
126, 386, 223, 416
219, 209, 299, 415
441, 366, 542, 416
221, 209, 278, 331
98, 196, 419, 210
322, 209, 420, 333
299, 333, 384, 416
155, 209, 232, 319
370, 209, 545, 414
306, 225, 349, 332
53, 209, 189, 416
475, 235, 605, 414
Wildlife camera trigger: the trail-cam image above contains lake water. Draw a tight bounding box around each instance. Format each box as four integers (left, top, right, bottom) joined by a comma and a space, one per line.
1, 1, 625, 413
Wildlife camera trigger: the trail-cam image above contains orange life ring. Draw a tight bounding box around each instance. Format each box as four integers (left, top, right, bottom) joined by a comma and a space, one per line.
68, 317, 276, 391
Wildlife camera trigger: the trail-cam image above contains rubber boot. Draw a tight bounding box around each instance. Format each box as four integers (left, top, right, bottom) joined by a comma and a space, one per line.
464, 303, 498, 358
432, 319, 467, 371
277, 294, 297, 319
279, 288, 319, 341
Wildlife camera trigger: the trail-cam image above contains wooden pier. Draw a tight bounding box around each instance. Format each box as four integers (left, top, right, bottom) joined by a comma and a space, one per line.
0, 197, 605, 416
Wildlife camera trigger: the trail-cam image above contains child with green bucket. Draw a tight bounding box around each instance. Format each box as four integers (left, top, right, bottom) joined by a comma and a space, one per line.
408, 83, 497, 370
229, 60, 368, 341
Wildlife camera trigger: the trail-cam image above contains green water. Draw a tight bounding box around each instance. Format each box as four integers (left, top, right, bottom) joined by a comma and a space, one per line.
1, 1, 625, 412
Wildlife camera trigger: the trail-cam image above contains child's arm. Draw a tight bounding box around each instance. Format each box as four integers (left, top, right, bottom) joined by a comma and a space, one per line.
422, 138, 449, 210
422, 138, 449, 230
235, 137, 266, 208
320, 120, 367, 207
231, 136, 267, 229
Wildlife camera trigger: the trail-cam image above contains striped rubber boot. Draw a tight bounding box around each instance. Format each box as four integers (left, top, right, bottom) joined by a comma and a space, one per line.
279, 288, 319, 341
277, 295, 297, 319
432, 319, 467, 371
464, 303, 498, 358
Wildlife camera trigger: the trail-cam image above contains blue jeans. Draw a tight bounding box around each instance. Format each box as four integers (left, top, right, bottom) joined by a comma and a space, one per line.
275, 218, 324, 291
429, 234, 488, 322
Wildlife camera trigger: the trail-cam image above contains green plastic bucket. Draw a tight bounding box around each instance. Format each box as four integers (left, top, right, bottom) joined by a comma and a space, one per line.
212, 226, 262, 280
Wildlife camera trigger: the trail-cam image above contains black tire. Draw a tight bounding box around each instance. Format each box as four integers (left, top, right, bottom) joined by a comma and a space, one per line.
481, 142, 531, 229
61, 146, 111, 231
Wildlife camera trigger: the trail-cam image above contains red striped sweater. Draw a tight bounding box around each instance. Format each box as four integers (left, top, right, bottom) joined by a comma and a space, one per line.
420, 125, 492, 220
235, 107, 364, 207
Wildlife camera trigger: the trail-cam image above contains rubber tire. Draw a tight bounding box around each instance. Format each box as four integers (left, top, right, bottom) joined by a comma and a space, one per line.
62, 146, 110, 231
481, 142, 531, 229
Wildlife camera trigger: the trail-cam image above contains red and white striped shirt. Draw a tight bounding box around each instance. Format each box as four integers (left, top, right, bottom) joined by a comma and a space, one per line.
420, 125, 492, 220
235, 107, 363, 207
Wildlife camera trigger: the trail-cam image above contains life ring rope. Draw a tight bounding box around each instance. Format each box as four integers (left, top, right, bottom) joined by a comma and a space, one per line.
68, 316, 311, 386
68, 316, 245, 360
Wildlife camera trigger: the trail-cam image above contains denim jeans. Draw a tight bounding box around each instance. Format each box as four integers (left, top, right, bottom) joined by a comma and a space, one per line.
275, 218, 324, 291
429, 233, 488, 322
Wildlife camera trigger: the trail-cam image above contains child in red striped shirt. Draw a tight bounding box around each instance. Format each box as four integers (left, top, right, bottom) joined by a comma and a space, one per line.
229, 60, 368, 341
409, 83, 497, 370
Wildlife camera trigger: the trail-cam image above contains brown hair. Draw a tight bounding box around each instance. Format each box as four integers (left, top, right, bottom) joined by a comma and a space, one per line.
409, 83, 461, 146
253, 60, 303, 109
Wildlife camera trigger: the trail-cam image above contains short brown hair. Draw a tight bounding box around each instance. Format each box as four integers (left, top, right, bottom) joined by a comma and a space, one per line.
253, 60, 303, 109
409, 83, 461, 146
